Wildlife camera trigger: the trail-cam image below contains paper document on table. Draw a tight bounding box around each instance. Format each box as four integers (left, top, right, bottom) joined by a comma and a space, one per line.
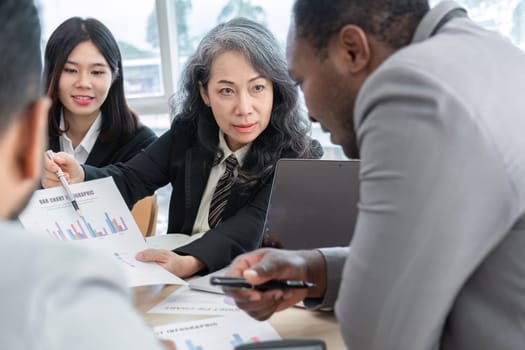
148, 286, 239, 315
18, 177, 186, 287
154, 312, 281, 349
146, 232, 205, 250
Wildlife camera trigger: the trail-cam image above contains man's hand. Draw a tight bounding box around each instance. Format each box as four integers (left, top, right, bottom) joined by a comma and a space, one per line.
224, 248, 327, 321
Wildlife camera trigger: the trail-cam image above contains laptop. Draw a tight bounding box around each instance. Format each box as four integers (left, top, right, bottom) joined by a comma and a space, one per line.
189, 158, 360, 294
261, 158, 359, 250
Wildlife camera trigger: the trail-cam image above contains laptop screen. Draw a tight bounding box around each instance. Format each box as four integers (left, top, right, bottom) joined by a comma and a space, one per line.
261, 159, 360, 250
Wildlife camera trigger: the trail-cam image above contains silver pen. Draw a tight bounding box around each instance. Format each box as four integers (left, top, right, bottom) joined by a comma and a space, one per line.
45, 150, 81, 216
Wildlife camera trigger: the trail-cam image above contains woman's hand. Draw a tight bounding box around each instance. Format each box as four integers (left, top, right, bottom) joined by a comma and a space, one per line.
42, 151, 85, 188
135, 249, 205, 278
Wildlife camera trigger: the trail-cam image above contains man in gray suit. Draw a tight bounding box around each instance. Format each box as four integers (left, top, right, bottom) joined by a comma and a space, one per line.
0, 1, 171, 348
224, 1, 525, 349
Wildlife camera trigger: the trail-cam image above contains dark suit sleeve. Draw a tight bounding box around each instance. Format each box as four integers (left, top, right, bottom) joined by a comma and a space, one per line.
108, 124, 158, 163
174, 178, 273, 273
83, 129, 173, 208
85, 124, 158, 167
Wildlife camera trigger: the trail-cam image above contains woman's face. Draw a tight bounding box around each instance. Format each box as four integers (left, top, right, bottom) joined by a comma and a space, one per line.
200, 50, 274, 151
58, 40, 113, 123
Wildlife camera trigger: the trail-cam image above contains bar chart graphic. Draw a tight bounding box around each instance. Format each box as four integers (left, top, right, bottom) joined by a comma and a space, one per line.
18, 177, 186, 287
113, 252, 136, 268
184, 339, 203, 350
46, 212, 129, 240
230, 333, 260, 347
154, 311, 279, 350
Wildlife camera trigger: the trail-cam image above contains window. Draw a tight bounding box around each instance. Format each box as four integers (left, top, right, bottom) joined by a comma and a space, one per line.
38, 0, 525, 128
431, 0, 525, 49
38, 0, 525, 233
172, 0, 294, 66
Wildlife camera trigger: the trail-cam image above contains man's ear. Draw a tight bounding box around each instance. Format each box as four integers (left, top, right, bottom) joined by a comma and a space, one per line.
16, 97, 50, 180
336, 24, 371, 73
198, 81, 210, 106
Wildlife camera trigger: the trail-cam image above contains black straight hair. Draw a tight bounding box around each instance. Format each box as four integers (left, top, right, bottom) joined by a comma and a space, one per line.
293, 0, 430, 54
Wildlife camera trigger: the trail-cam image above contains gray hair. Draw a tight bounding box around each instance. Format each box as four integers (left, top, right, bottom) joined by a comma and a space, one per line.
173, 17, 293, 117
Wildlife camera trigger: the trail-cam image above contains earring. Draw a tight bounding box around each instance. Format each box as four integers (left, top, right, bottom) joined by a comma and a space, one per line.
205, 102, 211, 107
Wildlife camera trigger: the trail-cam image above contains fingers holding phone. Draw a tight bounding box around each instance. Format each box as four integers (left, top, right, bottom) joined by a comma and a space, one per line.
221, 248, 318, 320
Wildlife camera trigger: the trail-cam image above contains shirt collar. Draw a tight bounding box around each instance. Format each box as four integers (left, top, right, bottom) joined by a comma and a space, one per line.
60, 111, 102, 155
218, 131, 251, 167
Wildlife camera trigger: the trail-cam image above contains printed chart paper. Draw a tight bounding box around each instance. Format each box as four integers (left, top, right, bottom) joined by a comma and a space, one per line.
146, 232, 205, 250
18, 177, 186, 287
148, 286, 240, 315
154, 312, 281, 350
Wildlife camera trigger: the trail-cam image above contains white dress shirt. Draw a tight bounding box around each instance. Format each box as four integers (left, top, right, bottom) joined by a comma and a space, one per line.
192, 132, 251, 234
59, 112, 102, 164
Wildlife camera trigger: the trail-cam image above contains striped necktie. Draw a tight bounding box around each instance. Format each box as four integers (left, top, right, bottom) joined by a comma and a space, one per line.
208, 154, 238, 228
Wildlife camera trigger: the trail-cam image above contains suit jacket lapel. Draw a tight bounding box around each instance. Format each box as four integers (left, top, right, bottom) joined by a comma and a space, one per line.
183, 146, 214, 230
85, 139, 118, 167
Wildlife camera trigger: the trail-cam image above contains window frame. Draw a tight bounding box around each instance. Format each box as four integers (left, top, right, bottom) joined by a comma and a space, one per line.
127, 0, 179, 115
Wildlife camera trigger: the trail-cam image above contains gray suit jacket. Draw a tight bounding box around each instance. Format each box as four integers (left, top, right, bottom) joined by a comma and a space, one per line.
0, 221, 164, 350
318, 1, 525, 349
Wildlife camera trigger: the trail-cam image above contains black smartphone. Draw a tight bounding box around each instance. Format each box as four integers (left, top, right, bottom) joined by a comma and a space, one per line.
210, 276, 314, 291
234, 339, 326, 350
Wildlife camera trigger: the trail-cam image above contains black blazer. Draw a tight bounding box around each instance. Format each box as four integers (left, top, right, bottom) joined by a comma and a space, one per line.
49, 123, 157, 166
84, 120, 322, 273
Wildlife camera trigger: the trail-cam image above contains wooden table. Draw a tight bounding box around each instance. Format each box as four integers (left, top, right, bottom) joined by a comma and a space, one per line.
134, 285, 345, 349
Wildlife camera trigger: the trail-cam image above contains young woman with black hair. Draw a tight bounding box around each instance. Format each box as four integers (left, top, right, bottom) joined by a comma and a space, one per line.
44, 17, 156, 167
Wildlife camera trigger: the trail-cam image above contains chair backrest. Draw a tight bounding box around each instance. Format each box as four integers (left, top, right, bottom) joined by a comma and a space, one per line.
131, 194, 158, 237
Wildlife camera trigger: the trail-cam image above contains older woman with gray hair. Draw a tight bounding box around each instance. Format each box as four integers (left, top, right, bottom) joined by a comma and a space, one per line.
42, 17, 322, 278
